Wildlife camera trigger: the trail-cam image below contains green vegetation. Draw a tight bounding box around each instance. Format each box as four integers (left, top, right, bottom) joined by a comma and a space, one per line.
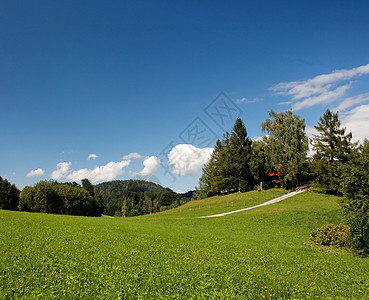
198, 111, 309, 198
119, 191, 186, 217
198, 117, 253, 195
262, 110, 309, 189
309, 224, 351, 248
340, 139, 369, 256
95, 179, 175, 215
19, 180, 104, 217
0, 177, 20, 211
312, 109, 356, 194
1, 188, 369, 299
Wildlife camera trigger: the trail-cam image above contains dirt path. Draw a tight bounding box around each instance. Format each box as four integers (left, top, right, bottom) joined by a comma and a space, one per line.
198, 187, 309, 218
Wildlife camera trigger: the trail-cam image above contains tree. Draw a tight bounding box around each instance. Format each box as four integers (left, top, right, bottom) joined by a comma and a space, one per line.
19, 180, 104, 216
340, 139, 369, 256
261, 110, 309, 189
32, 181, 63, 213
198, 137, 232, 196
229, 117, 253, 192
0, 176, 20, 210
198, 118, 253, 195
82, 178, 95, 198
250, 140, 268, 190
312, 109, 356, 193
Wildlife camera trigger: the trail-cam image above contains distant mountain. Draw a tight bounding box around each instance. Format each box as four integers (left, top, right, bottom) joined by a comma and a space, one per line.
95, 179, 174, 206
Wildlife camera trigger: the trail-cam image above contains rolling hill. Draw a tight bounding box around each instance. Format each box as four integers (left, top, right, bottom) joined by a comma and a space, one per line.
1, 188, 368, 298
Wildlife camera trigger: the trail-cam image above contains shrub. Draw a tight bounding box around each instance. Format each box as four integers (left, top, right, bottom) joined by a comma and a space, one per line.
309, 224, 351, 248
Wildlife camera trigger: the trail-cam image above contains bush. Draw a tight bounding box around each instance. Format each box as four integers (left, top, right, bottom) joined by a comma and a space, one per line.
309, 224, 351, 248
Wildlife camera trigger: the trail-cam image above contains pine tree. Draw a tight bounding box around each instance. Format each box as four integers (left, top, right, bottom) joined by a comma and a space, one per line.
229, 117, 253, 192
312, 109, 356, 193
198, 118, 253, 195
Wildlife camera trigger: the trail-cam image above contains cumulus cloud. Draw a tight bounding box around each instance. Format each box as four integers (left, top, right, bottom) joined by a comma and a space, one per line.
135, 156, 161, 178
51, 162, 72, 180
341, 104, 369, 143
88, 154, 99, 160
26, 168, 45, 178
122, 152, 142, 160
272, 63, 369, 110
66, 160, 130, 182
168, 144, 214, 176
50, 160, 131, 183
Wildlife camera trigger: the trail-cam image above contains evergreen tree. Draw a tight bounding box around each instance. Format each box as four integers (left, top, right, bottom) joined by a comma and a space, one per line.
198, 117, 253, 195
82, 178, 95, 198
262, 110, 308, 189
229, 117, 253, 192
312, 109, 356, 193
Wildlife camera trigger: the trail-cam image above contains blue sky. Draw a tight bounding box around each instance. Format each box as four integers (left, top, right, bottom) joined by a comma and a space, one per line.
1, 1, 369, 192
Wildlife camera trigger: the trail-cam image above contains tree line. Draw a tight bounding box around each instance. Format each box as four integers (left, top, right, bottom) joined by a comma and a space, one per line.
18, 179, 104, 216
198, 110, 311, 196
0, 178, 187, 218
198, 109, 355, 196
117, 191, 185, 217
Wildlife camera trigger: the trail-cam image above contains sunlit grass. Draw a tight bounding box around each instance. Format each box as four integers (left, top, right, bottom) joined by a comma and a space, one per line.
153, 188, 287, 218
1, 188, 368, 298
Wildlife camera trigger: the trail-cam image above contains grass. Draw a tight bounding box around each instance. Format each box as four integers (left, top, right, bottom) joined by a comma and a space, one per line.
1, 188, 369, 299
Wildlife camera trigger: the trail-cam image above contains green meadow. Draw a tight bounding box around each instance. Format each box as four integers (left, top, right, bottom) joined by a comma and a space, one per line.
1, 188, 369, 299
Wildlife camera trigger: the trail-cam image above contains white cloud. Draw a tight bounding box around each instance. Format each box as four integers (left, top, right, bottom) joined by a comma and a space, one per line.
135, 156, 161, 178
51, 162, 72, 180
272, 63, 369, 110
168, 144, 214, 176
332, 93, 369, 112
305, 126, 318, 139
305, 126, 319, 158
292, 84, 351, 110
236, 97, 263, 104
122, 152, 142, 160
50, 160, 131, 183
88, 154, 99, 160
251, 136, 265, 142
66, 160, 130, 182
341, 104, 369, 143
26, 168, 45, 178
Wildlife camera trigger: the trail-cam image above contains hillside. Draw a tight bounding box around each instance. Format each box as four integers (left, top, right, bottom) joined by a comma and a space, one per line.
95, 179, 174, 206
1, 188, 369, 298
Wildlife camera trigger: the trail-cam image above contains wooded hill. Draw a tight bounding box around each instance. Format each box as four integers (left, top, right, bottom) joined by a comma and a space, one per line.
95, 179, 176, 215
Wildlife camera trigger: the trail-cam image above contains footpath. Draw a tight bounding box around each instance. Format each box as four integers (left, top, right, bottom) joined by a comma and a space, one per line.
198, 186, 310, 218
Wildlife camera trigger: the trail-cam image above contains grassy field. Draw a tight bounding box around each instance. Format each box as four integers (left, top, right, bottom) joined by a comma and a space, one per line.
1, 188, 369, 299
